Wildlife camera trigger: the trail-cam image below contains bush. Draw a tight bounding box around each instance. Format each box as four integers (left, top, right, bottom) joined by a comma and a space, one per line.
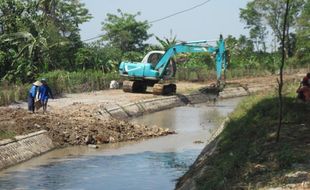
0, 81, 29, 106
39, 70, 120, 96
0, 70, 120, 106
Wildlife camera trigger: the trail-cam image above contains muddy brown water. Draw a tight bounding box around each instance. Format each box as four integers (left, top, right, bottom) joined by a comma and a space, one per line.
0, 98, 243, 190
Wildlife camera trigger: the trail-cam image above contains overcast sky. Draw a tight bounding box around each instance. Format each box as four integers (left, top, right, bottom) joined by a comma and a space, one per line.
79, 0, 250, 44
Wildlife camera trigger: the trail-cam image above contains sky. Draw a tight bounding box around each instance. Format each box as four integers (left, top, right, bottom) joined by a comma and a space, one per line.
79, 0, 250, 45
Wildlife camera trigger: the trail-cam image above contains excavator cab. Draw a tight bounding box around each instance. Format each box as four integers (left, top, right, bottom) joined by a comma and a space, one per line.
141, 51, 176, 79
141, 51, 164, 68
148, 53, 161, 68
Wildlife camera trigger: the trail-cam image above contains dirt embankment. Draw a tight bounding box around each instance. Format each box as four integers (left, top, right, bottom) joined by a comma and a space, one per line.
0, 104, 174, 146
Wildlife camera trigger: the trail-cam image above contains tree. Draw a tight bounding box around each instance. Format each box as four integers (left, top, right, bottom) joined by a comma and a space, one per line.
73, 41, 123, 73
240, 1, 268, 52
277, 0, 290, 142
1, 31, 50, 82
240, 0, 305, 54
224, 35, 256, 69
101, 9, 152, 52
0, 0, 91, 82
40, 0, 92, 70
75, 47, 92, 71
296, 0, 310, 65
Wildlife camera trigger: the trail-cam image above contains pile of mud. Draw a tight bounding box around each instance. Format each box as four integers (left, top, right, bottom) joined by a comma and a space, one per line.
0, 106, 174, 146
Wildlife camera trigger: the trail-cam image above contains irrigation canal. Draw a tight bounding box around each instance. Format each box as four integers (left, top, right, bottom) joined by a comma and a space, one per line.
0, 98, 243, 190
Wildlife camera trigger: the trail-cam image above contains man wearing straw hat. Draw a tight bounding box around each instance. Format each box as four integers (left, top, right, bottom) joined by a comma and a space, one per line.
28, 80, 42, 113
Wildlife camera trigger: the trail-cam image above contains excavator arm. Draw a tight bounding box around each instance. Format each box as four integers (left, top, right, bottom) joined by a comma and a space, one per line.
155, 35, 227, 81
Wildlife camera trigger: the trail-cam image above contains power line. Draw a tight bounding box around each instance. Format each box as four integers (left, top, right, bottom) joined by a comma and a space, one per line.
82, 0, 212, 42
83, 35, 103, 42
149, 0, 212, 24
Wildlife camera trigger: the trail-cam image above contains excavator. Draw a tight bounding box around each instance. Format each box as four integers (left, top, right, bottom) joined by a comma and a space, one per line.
118, 35, 229, 95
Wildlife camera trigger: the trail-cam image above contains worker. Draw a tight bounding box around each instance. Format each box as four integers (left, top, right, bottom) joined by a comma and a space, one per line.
297, 73, 310, 101
28, 81, 42, 113
38, 78, 54, 113
149, 53, 160, 68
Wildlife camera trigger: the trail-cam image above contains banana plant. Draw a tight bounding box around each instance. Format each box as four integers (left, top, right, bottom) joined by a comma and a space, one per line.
155, 35, 178, 50
0, 31, 67, 81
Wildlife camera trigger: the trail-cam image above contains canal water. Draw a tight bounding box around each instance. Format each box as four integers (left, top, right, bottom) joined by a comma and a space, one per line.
0, 98, 242, 190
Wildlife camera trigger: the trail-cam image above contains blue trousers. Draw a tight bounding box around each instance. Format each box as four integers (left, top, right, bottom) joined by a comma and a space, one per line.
28, 94, 35, 112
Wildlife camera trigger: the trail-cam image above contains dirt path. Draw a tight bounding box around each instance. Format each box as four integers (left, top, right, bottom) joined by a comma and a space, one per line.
9, 81, 208, 111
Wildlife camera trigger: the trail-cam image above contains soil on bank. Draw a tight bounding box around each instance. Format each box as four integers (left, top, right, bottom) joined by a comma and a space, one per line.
1, 81, 207, 144
0, 81, 208, 144
0, 105, 174, 146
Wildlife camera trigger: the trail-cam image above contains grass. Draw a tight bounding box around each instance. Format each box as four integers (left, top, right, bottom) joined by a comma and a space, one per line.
176, 67, 279, 82
193, 83, 310, 189
0, 130, 16, 140
0, 83, 29, 106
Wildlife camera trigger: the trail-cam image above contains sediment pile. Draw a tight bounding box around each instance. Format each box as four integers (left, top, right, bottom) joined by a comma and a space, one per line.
0, 106, 174, 146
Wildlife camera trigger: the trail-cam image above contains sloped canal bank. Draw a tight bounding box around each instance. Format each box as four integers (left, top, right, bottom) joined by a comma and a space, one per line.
0, 98, 243, 190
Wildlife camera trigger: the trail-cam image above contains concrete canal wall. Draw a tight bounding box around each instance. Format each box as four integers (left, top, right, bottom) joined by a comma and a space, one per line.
99, 92, 218, 120
0, 130, 54, 170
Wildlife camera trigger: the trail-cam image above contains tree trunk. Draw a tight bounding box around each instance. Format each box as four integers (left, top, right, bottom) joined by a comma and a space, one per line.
276, 0, 290, 142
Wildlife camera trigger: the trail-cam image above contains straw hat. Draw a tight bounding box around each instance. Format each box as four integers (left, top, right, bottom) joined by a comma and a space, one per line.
33, 81, 42, 86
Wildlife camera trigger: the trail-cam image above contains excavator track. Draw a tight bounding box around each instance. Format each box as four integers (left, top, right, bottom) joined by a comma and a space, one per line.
122, 80, 134, 92
123, 80, 147, 93
153, 83, 176, 95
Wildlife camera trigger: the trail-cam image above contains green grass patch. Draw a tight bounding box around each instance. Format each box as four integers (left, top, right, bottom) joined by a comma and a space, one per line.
195, 84, 310, 189
0, 130, 16, 140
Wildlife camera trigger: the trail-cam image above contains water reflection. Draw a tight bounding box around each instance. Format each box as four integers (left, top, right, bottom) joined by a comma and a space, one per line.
0, 150, 200, 190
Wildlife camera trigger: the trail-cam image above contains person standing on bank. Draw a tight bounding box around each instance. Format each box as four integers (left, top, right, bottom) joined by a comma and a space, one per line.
297, 72, 310, 101
28, 81, 42, 113
38, 78, 54, 113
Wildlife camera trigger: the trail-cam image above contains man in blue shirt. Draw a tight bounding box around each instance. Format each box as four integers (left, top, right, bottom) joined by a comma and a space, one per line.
38, 78, 54, 113
28, 81, 42, 113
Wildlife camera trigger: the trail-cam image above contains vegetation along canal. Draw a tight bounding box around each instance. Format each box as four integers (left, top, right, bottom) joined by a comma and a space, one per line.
0, 98, 243, 190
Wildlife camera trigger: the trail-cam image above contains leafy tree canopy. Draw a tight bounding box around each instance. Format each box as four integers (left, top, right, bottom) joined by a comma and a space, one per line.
296, 0, 310, 64
0, 0, 91, 82
101, 9, 152, 52
240, 0, 305, 53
